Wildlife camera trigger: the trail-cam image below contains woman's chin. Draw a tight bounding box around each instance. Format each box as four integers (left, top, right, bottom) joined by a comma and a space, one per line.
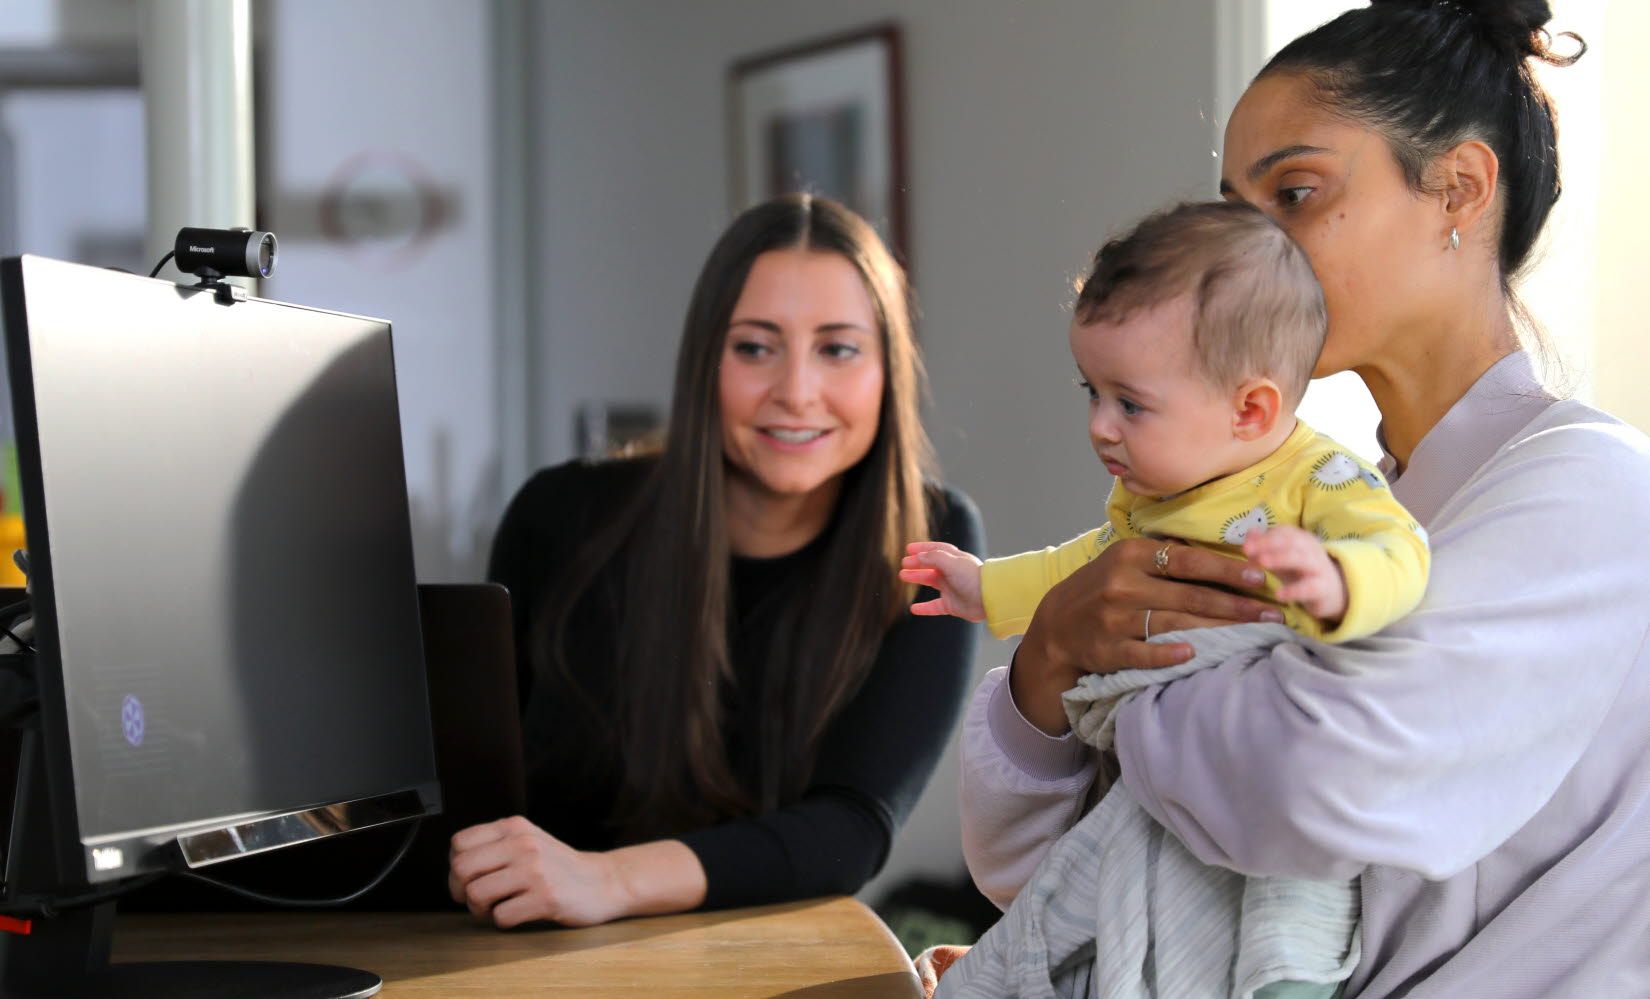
748, 469, 836, 499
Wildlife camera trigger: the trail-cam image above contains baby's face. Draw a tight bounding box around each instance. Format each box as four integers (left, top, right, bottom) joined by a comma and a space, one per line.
1069, 295, 1243, 498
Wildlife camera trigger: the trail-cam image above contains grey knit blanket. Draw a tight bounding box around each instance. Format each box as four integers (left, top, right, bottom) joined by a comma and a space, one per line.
937, 623, 1360, 999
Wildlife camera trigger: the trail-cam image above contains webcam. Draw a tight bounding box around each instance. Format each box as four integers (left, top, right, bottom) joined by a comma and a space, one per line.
174, 227, 277, 281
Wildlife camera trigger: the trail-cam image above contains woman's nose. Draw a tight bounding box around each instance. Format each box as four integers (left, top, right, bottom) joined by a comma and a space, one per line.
771, 354, 819, 410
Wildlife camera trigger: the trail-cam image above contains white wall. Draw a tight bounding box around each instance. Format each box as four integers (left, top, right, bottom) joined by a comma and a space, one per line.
1578, 0, 1647, 432
532, 0, 1220, 901
262, 0, 504, 582
0, 0, 137, 47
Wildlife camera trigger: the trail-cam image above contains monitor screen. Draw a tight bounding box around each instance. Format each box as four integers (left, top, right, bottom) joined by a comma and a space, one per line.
1, 255, 439, 885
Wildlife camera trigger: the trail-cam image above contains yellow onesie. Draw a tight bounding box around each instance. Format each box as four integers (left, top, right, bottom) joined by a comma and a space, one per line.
981, 420, 1429, 643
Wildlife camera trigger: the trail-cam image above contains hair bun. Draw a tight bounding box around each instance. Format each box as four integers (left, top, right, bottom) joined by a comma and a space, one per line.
1370, 0, 1580, 64
1454, 0, 1550, 32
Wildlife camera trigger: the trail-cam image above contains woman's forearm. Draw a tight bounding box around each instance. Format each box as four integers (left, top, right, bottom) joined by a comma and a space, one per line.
1010, 622, 1082, 736
960, 668, 1097, 908
607, 839, 708, 917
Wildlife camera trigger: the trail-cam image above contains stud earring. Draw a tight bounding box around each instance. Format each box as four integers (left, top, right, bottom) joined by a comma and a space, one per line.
1449, 227, 1460, 251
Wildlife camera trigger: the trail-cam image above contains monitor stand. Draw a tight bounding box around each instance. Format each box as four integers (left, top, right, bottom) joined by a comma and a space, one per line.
1, 729, 381, 997
0, 900, 382, 997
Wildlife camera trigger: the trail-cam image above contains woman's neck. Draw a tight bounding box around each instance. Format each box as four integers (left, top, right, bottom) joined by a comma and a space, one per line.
723, 470, 842, 558
1356, 292, 1520, 472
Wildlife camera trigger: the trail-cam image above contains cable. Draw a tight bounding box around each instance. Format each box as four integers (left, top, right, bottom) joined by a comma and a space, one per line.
0, 873, 167, 919
0, 624, 32, 654
179, 818, 423, 909
0, 820, 422, 917
148, 250, 175, 279
0, 596, 34, 653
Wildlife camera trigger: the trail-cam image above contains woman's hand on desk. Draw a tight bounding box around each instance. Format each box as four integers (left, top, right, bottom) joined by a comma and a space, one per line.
448, 816, 625, 927
448, 816, 708, 928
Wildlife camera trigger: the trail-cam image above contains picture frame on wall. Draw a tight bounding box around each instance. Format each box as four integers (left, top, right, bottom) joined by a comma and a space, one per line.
729, 23, 908, 262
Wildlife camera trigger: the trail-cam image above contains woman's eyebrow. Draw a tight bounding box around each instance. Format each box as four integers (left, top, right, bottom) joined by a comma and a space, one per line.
1245, 143, 1331, 181
1219, 143, 1332, 196
815, 322, 872, 334
728, 318, 781, 333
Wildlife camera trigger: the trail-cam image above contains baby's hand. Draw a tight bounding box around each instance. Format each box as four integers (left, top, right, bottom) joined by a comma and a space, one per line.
1241, 526, 1348, 623
900, 541, 986, 622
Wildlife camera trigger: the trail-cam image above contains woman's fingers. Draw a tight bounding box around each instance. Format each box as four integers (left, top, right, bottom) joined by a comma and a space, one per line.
450, 818, 513, 856
491, 891, 550, 930
1146, 540, 1266, 592
450, 838, 518, 891
910, 598, 949, 616
1140, 609, 1241, 636
463, 866, 528, 921
1139, 574, 1282, 624
449, 832, 514, 904
1113, 639, 1196, 671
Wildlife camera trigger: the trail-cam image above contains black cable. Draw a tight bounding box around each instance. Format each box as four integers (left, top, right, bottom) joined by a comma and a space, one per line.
0, 873, 167, 918
179, 818, 423, 909
0, 596, 34, 653
148, 250, 175, 279
0, 820, 422, 917
0, 623, 32, 654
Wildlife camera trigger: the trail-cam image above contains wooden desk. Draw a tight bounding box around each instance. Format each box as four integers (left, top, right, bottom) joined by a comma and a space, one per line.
114, 897, 923, 997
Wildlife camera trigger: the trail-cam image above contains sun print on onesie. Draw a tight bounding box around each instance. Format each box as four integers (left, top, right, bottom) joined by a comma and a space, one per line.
1221, 504, 1275, 545
1311, 452, 1362, 490
1089, 523, 1116, 559
1359, 467, 1386, 490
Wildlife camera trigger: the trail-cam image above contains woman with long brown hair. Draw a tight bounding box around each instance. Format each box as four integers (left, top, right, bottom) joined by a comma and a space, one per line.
450, 193, 982, 927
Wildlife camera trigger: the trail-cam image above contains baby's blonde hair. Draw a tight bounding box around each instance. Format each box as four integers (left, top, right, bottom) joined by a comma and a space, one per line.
1073, 201, 1326, 404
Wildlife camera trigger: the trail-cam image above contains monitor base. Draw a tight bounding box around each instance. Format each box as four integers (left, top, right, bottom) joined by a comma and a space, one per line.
4, 959, 381, 998
0, 898, 382, 998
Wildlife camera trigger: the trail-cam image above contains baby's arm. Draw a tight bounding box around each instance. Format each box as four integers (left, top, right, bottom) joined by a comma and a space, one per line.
976, 525, 1119, 638
1243, 527, 1346, 621
902, 525, 1122, 636
900, 541, 985, 621
1288, 457, 1432, 642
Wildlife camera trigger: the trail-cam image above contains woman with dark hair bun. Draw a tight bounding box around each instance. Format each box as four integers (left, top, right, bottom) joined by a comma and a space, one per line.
948, 2, 1650, 996
452, 194, 983, 928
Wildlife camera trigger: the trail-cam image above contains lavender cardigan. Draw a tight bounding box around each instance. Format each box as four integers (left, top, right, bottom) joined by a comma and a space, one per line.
959, 353, 1650, 997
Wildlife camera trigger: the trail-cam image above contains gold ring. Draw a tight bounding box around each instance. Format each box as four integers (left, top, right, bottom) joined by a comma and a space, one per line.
1154, 543, 1172, 575
1143, 608, 1153, 640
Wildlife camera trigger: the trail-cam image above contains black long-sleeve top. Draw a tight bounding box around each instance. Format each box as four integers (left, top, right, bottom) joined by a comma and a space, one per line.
487, 458, 983, 909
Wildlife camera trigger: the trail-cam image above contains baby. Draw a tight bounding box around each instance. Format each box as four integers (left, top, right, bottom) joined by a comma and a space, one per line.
903, 201, 1429, 647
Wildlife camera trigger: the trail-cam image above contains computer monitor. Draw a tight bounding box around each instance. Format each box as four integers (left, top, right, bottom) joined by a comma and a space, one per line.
0, 255, 441, 997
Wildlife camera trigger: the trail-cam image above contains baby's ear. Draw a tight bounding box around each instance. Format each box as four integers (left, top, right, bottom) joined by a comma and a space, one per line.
1231, 378, 1283, 441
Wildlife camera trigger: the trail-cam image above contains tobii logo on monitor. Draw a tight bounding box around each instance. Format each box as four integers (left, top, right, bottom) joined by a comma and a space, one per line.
121, 695, 145, 747
91, 846, 124, 871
